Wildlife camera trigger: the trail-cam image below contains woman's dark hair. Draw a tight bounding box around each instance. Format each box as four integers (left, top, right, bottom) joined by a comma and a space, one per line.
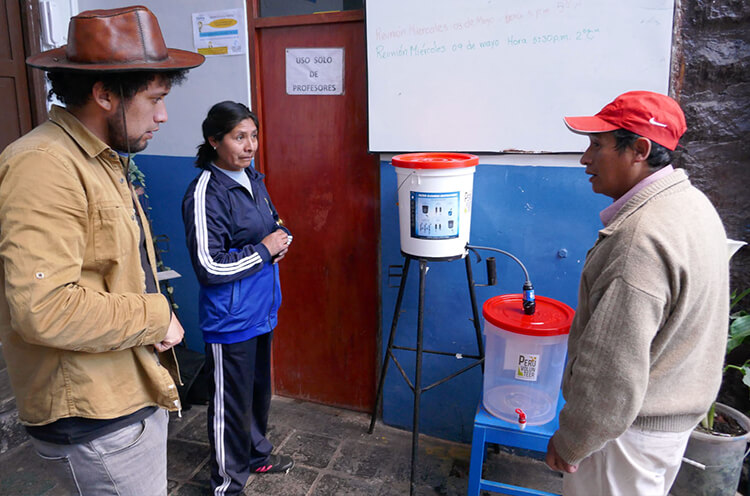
195, 101, 259, 169
613, 129, 674, 170
47, 70, 187, 108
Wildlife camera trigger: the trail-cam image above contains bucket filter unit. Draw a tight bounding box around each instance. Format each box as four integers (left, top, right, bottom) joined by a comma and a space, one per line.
393, 153, 478, 260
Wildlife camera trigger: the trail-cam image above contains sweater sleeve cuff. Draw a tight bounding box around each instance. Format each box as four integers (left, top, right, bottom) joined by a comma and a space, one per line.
552, 431, 585, 466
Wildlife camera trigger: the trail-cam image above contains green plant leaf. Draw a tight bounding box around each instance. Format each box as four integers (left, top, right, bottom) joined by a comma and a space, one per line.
728, 314, 750, 354
702, 402, 716, 430
731, 288, 750, 311
743, 370, 750, 389
128, 158, 147, 187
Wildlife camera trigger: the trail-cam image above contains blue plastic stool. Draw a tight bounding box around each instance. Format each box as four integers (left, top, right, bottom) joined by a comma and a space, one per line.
468, 391, 564, 496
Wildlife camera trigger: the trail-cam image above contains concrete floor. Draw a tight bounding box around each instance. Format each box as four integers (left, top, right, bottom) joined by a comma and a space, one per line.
0, 396, 562, 495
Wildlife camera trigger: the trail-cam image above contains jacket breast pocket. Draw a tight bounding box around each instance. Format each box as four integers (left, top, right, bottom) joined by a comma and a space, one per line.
91, 202, 130, 263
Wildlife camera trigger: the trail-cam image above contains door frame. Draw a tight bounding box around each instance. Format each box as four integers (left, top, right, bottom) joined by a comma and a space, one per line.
16, 0, 49, 127
2, 0, 45, 145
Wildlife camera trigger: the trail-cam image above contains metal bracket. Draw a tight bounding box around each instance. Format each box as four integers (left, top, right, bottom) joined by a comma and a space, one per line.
388, 264, 404, 288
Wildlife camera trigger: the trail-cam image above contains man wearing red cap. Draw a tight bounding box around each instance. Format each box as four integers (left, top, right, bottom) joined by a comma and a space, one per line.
545, 91, 729, 495
0, 6, 203, 495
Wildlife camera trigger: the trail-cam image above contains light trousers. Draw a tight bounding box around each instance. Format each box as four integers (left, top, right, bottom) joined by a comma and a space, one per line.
563, 424, 693, 496
29, 408, 169, 496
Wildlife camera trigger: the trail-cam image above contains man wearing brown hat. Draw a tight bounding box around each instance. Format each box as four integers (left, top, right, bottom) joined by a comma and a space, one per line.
0, 6, 203, 495
544, 91, 729, 495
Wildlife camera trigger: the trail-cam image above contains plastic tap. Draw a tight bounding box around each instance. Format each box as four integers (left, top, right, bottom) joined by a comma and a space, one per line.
515, 408, 527, 430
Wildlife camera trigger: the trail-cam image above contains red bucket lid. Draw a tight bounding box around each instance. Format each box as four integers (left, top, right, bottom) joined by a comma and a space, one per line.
392, 152, 479, 169
482, 294, 574, 337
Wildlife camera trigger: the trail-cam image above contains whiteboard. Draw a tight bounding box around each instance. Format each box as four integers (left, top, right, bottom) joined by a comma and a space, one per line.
365, 0, 675, 153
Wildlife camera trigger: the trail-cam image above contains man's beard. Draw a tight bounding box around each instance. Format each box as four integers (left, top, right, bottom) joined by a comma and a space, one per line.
106, 111, 147, 154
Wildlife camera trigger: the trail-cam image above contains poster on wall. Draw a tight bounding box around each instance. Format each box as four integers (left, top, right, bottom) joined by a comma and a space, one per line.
285, 48, 345, 95
192, 9, 246, 57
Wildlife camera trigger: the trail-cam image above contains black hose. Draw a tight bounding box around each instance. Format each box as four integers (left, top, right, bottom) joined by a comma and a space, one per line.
466, 244, 536, 315
466, 244, 530, 283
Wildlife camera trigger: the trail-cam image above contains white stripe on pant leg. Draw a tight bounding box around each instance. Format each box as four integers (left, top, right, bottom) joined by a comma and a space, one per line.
212, 343, 232, 495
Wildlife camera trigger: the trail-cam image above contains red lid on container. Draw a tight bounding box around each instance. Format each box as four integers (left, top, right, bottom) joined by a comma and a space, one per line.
482, 294, 574, 337
392, 152, 479, 169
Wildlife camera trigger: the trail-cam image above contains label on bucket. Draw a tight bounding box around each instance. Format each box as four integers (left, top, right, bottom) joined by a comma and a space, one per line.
515, 354, 540, 382
410, 191, 459, 239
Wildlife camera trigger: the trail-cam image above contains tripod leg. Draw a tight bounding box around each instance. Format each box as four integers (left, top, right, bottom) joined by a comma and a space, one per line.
410, 259, 428, 495
369, 257, 412, 434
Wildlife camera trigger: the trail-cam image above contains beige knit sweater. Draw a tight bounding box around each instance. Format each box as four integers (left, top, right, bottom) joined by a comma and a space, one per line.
554, 169, 729, 465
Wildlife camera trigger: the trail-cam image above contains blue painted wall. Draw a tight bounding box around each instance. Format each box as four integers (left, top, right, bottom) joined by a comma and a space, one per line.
135, 154, 205, 352
379, 160, 610, 443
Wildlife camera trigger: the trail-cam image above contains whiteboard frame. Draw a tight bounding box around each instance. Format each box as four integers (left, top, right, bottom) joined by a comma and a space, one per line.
364, 0, 677, 154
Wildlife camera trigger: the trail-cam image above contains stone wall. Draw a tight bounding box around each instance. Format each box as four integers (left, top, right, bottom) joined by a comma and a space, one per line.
673, 0, 750, 292
675, 3, 750, 490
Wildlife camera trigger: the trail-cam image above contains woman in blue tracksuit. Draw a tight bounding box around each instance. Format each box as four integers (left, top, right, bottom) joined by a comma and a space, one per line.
182, 101, 293, 495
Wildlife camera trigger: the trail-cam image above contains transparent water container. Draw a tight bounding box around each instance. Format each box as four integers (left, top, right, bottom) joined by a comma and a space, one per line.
482, 294, 574, 425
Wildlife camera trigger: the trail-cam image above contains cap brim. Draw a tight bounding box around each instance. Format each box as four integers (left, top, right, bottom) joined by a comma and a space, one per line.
26, 47, 205, 72
563, 116, 620, 135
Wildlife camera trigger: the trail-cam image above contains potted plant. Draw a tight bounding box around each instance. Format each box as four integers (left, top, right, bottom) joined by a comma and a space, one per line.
671, 287, 750, 496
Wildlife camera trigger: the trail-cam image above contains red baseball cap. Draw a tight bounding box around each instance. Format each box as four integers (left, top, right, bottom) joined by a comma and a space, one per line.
563, 91, 687, 150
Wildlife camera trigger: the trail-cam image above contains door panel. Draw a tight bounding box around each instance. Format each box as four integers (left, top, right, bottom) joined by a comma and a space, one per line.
255, 17, 378, 411
0, 0, 33, 151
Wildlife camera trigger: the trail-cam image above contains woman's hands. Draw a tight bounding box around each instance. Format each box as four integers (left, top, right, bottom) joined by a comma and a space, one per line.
261, 229, 291, 262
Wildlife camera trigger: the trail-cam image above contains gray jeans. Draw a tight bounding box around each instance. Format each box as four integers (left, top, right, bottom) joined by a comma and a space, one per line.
29, 408, 169, 496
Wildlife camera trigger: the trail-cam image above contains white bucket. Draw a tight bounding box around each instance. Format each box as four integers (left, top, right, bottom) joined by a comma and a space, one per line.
393, 153, 478, 259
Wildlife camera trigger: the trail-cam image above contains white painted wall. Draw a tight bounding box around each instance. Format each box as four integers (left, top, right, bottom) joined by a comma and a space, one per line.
71, 0, 251, 157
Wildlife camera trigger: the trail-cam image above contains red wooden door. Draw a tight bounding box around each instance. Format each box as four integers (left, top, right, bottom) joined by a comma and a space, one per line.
250, 8, 378, 411
0, 0, 33, 151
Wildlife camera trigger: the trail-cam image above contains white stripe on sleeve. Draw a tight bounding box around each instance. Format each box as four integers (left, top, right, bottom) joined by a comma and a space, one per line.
194, 171, 263, 276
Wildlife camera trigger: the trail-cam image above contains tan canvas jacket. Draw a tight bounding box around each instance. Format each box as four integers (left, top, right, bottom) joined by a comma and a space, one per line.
0, 105, 180, 426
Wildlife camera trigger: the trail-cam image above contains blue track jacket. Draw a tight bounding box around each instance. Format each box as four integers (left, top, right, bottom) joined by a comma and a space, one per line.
182, 164, 291, 344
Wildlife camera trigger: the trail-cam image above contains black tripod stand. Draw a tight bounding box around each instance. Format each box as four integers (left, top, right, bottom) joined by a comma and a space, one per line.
368, 254, 486, 495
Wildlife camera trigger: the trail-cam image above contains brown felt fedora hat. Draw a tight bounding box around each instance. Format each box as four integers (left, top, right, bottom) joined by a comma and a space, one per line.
26, 5, 204, 72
